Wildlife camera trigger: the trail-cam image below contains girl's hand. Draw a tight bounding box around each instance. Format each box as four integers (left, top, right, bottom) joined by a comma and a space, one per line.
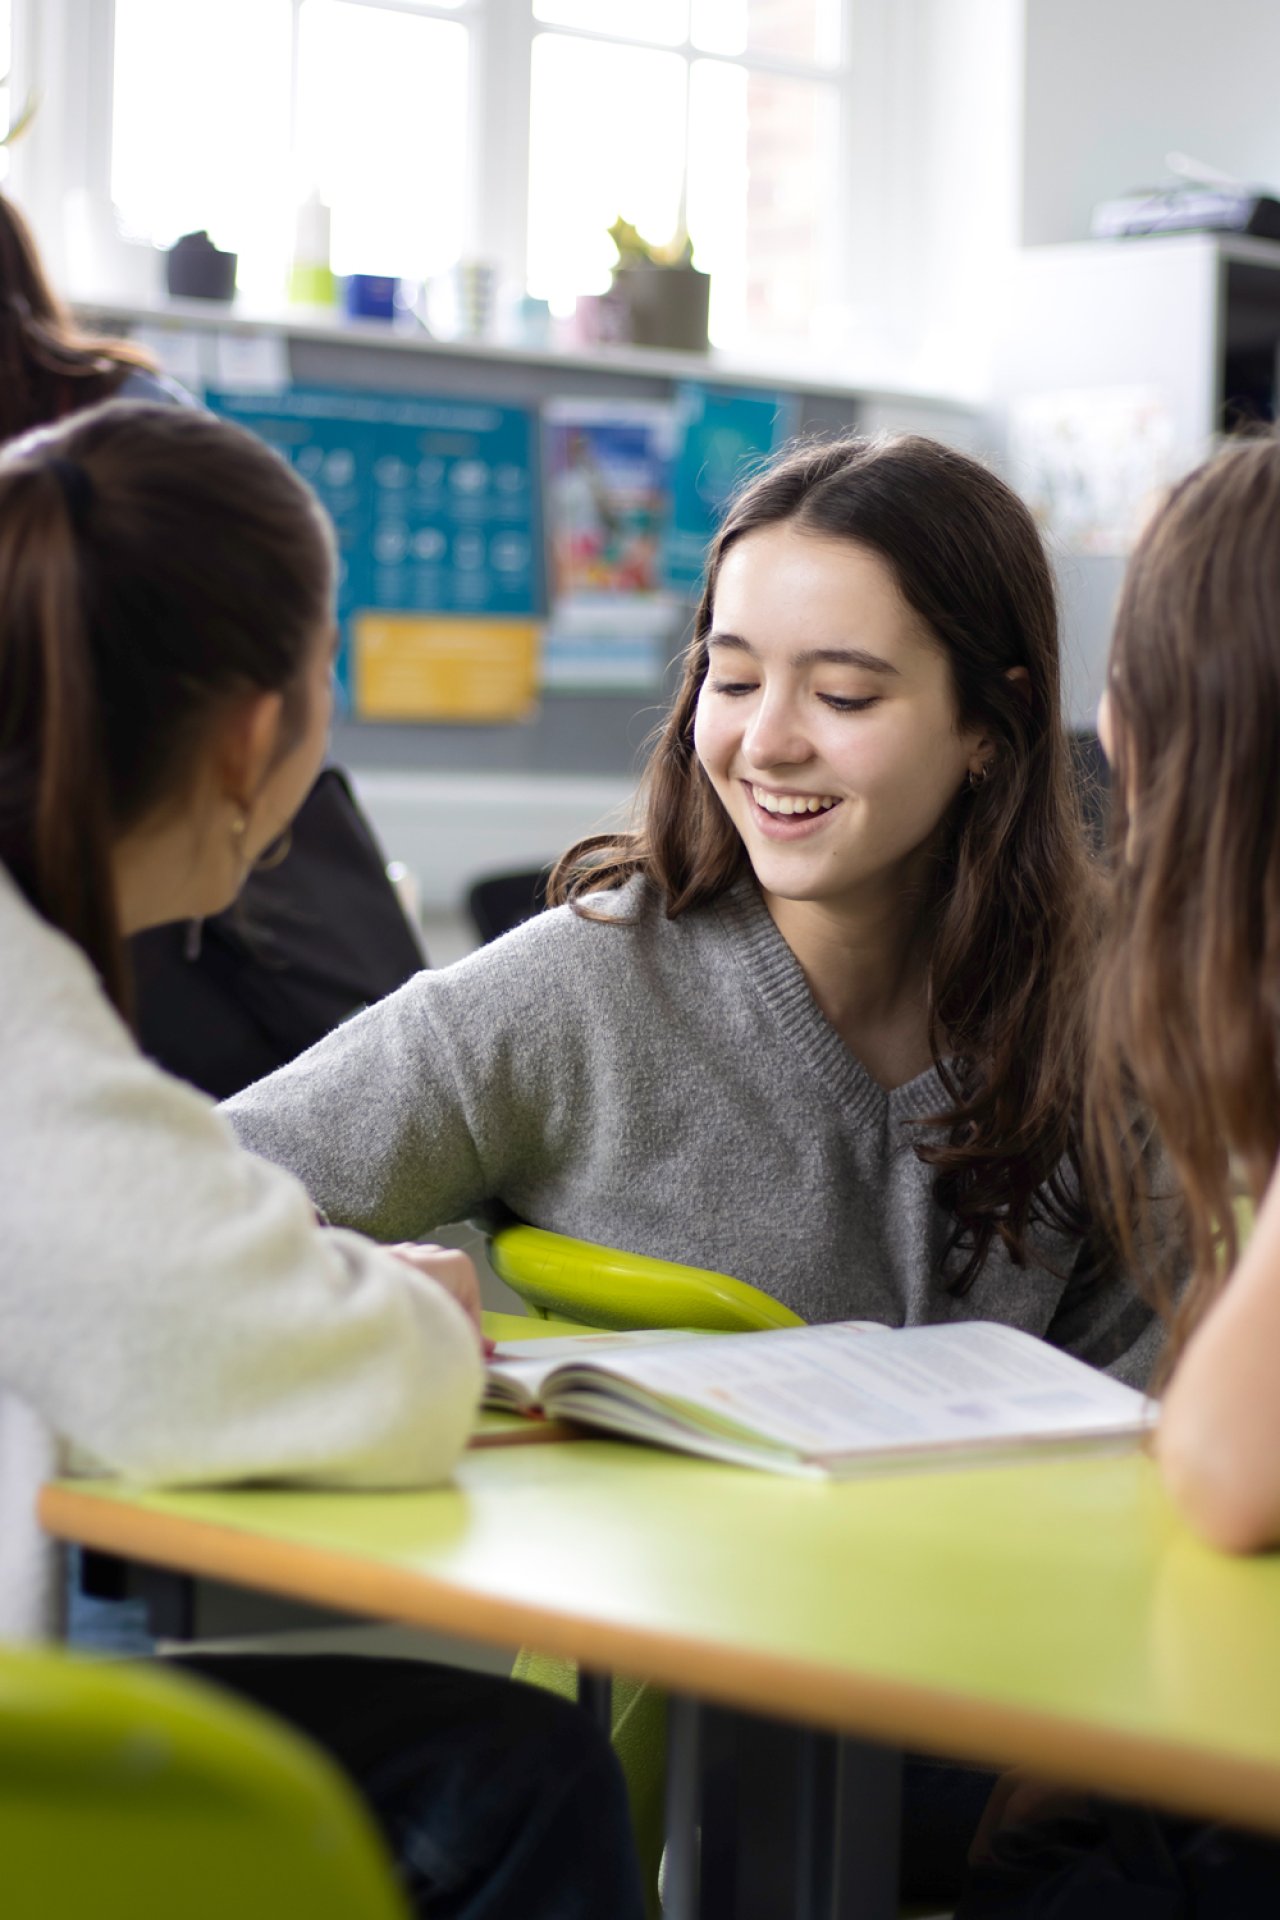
387, 1242, 485, 1344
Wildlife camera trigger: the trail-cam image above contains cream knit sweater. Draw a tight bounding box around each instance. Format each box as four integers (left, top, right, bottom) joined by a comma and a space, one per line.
0, 867, 481, 1642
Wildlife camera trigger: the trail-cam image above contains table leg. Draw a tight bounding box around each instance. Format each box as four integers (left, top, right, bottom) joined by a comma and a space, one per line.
828, 1736, 902, 1918
577, 1667, 614, 1735
664, 1701, 903, 1920
663, 1695, 704, 1920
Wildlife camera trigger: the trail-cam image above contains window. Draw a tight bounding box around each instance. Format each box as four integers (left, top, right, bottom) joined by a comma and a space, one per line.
101, 0, 851, 351
526, 1, 848, 348
111, 0, 475, 301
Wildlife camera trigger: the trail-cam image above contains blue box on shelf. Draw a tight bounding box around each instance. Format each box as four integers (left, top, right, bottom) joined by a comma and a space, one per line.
343, 273, 397, 322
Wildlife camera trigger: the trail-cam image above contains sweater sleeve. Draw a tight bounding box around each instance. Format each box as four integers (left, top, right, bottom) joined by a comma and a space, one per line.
2, 928, 482, 1492
222, 910, 579, 1241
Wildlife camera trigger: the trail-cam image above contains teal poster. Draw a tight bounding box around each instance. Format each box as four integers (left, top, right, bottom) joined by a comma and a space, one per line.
206, 386, 542, 700
664, 383, 797, 590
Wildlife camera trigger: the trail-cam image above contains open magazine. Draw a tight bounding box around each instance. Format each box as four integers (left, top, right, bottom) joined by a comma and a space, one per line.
484, 1321, 1155, 1479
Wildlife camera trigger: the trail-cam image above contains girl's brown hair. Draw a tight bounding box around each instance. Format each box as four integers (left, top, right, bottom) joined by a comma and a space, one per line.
0, 191, 158, 439
552, 434, 1101, 1289
1088, 434, 1280, 1358
0, 402, 334, 1016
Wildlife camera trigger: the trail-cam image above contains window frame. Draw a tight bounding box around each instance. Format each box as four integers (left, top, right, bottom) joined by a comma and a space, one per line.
8, 0, 891, 361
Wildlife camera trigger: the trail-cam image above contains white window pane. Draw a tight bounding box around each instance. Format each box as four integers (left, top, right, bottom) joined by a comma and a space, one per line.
692, 0, 843, 66
532, 2, 689, 48
527, 34, 687, 307
112, 0, 293, 298
298, 1, 469, 280
688, 60, 840, 346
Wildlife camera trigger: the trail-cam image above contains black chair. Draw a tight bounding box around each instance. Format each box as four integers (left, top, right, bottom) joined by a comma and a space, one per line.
465, 866, 551, 946
131, 767, 426, 1100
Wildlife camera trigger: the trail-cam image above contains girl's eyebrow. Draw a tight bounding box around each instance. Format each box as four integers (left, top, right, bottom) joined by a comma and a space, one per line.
707, 631, 900, 675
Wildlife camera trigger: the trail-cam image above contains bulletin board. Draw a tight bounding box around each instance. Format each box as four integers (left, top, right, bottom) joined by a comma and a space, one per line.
206, 384, 544, 723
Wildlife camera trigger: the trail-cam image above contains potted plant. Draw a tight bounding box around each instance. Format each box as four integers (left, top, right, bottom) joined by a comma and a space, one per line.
608, 216, 710, 353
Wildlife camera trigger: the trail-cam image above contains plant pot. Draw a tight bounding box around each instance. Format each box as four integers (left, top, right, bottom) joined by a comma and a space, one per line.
611, 264, 710, 352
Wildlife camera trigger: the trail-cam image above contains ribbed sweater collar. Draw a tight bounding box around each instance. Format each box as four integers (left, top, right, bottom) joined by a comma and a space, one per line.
712, 876, 951, 1129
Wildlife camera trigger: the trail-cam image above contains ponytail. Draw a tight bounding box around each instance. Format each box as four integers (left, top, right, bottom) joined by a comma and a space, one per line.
0, 461, 126, 1009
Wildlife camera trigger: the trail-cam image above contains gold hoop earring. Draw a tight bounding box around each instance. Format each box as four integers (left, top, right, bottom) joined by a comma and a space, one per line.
967, 762, 992, 791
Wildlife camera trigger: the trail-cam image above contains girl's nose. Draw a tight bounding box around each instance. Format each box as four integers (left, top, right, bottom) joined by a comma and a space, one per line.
743, 696, 812, 770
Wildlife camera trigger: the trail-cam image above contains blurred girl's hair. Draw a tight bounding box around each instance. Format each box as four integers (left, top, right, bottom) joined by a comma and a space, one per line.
1088, 434, 1280, 1363
0, 190, 158, 439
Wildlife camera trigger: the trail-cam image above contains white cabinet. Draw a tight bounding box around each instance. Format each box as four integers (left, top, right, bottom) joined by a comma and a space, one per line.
994, 233, 1280, 725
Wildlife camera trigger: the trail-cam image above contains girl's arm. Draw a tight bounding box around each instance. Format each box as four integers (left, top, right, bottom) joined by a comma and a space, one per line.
223, 936, 538, 1241
1157, 1163, 1280, 1552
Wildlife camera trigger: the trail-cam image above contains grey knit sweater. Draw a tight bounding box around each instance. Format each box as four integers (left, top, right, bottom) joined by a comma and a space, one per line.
226, 875, 1163, 1386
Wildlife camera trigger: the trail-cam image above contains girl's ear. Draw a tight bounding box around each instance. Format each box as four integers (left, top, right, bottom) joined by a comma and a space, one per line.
210, 688, 287, 814
968, 666, 1031, 775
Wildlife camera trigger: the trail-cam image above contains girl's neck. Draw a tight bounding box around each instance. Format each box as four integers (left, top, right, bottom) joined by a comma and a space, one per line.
763, 877, 939, 1091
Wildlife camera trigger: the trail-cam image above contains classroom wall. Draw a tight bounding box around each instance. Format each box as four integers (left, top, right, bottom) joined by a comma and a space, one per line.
843, 0, 1023, 399
1021, 0, 1280, 246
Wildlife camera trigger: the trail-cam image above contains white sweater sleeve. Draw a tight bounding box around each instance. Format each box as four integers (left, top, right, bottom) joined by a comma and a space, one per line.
0, 892, 482, 1492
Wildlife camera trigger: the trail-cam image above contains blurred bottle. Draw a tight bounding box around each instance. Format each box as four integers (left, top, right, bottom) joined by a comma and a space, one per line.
288, 190, 336, 307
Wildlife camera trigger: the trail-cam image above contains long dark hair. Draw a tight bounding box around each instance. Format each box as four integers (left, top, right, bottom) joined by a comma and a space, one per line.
0, 191, 157, 438
553, 434, 1101, 1288
0, 403, 334, 1015
1088, 434, 1280, 1363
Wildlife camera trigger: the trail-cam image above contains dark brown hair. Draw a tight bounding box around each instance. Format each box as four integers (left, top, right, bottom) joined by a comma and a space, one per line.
552, 434, 1101, 1289
0, 402, 335, 1015
1088, 434, 1280, 1358
0, 190, 158, 439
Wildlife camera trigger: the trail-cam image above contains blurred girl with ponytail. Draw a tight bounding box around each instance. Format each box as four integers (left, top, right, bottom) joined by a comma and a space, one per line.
0, 401, 643, 1920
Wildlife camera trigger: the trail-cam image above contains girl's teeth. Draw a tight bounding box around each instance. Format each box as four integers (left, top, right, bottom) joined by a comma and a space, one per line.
752, 786, 835, 816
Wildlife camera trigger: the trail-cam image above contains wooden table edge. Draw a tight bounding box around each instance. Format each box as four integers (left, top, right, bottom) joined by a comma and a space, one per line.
40, 1480, 1280, 1838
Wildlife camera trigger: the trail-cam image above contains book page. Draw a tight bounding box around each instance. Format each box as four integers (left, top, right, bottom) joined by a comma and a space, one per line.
544, 1321, 1153, 1460
484, 1328, 707, 1411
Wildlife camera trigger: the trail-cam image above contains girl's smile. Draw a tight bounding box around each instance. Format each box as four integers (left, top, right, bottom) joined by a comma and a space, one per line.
744, 782, 843, 836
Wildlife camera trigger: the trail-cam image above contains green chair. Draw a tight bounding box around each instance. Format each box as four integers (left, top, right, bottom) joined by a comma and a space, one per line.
0, 1644, 410, 1920
489, 1224, 806, 1333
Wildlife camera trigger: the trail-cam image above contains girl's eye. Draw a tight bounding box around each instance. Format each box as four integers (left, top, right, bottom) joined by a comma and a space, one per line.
820, 695, 879, 713
710, 679, 759, 697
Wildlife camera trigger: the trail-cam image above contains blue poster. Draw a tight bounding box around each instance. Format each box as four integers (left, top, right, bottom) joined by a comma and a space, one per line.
206, 386, 542, 702
664, 384, 797, 590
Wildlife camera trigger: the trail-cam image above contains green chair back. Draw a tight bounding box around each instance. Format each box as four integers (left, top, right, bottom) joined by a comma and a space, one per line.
489, 1225, 806, 1333
0, 1645, 410, 1920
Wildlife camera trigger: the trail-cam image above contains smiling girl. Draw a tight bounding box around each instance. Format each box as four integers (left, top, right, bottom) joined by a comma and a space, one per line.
226, 434, 1161, 1383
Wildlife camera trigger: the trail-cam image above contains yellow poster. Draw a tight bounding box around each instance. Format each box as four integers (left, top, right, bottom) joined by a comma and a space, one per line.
353, 614, 541, 723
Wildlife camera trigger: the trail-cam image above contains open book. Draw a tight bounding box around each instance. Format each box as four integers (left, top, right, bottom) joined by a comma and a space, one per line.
484, 1321, 1155, 1478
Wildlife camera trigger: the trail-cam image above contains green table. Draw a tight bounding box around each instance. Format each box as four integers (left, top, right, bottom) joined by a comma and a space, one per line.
41, 1402, 1280, 1915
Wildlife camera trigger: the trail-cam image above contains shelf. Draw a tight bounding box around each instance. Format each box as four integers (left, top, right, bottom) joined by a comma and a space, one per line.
72, 291, 973, 412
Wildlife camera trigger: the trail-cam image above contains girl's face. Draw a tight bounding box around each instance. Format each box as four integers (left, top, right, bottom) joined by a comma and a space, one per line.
693, 525, 988, 919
